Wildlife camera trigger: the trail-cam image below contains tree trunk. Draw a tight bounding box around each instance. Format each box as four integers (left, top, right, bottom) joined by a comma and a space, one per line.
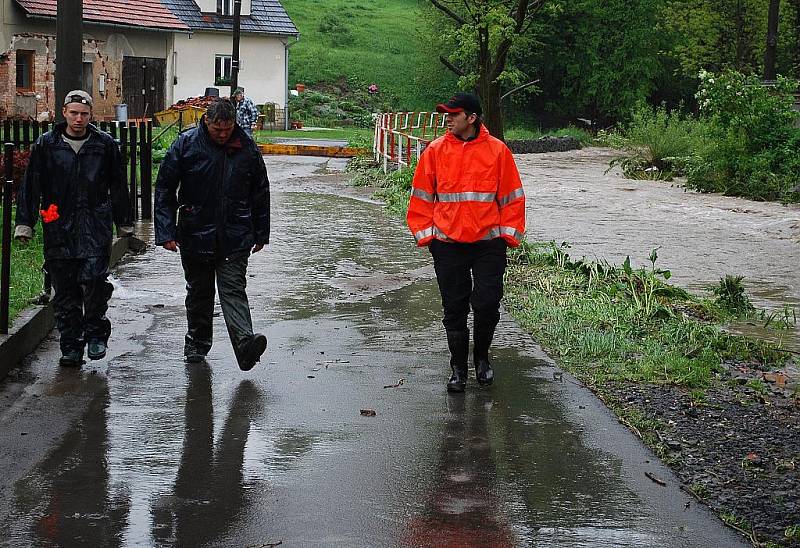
476, 29, 505, 141
763, 0, 780, 80
792, 0, 800, 78
480, 79, 504, 141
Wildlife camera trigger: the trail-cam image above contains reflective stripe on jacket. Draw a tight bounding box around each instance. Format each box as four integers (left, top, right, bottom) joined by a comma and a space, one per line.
406, 125, 525, 247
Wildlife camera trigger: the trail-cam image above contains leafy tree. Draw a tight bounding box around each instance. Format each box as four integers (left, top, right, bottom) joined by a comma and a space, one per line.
789, 0, 800, 77
662, 0, 779, 77
564, 0, 664, 125
429, 0, 551, 140
517, 0, 670, 127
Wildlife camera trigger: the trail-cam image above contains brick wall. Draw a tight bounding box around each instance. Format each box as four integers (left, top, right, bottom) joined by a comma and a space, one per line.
0, 34, 122, 121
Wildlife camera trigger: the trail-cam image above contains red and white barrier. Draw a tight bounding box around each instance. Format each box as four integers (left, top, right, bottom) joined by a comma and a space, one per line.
373, 112, 448, 173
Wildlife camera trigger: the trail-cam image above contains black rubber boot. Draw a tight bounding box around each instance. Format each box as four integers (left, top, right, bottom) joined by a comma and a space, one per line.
237, 333, 268, 372
446, 330, 469, 392
473, 326, 495, 385
59, 348, 84, 367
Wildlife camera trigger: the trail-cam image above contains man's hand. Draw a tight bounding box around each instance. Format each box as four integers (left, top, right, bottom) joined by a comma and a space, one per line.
251, 244, 264, 254
162, 240, 179, 252
118, 225, 135, 238
14, 225, 33, 244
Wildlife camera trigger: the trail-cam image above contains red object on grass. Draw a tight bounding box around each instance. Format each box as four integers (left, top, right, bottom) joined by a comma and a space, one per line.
40, 204, 59, 223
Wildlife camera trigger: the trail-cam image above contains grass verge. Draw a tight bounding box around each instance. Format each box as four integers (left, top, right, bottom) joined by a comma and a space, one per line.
0, 206, 44, 323
506, 126, 593, 144
503, 241, 793, 389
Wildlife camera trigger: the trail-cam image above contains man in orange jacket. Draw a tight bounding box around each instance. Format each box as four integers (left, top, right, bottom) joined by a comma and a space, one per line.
407, 92, 526, 392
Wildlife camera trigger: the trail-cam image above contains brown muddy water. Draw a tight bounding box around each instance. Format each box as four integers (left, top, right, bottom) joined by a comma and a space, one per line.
516, 147, 800, 352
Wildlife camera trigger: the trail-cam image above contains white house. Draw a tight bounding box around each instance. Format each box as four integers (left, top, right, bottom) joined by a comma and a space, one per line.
162, 0, 299, 117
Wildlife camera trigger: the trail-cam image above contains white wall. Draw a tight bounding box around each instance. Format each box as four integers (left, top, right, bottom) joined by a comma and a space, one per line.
172, 32, 285, 105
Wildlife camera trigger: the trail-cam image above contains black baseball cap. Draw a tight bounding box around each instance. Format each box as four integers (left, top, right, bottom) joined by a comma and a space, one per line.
436, 92, 482, 115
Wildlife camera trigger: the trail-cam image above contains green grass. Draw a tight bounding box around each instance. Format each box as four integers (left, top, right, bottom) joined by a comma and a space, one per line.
345, 156, 412, 215
282, 0, 456, 111
506, 126, 593, 144
503, 241, 792, 388
0, 206, 44, 323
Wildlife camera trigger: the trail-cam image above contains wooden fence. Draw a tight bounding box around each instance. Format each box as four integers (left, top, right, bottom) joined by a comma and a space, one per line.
0, 120, 154, 220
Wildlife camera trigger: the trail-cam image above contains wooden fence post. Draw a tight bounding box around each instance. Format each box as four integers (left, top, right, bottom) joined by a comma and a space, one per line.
0, 144, 13, 334
128, 123, 138, 221
140, 121, 152, 219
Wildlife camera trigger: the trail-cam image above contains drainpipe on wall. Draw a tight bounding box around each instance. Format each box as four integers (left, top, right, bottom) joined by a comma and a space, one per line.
283, 35, 299, 131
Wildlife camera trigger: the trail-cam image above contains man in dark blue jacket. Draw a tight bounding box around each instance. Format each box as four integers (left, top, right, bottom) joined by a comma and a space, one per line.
15, 90, 133, 366
154, 98, 270, 371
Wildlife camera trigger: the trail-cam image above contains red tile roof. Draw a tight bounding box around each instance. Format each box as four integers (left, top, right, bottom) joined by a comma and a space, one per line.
15, 0, 189, 31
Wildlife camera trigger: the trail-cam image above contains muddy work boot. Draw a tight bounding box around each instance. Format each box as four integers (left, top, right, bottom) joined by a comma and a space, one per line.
237, 333, 268, 372
473, 326, 495, 385
59, 348, 84, 367
87, 339, 107, 360
446, 330, 470, 393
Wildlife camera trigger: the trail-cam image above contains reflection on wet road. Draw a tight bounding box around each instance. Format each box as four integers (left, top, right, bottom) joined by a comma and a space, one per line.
0, 157, 745, 547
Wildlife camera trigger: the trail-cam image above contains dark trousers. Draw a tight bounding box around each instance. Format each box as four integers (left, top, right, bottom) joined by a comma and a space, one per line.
180, 253, 255, 355
49, 257, 113, 353
429, 238, 507, 333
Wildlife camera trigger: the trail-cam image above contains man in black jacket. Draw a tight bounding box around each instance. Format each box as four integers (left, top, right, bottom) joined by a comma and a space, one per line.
154, 98, 270, 371
15, 90, 133, 366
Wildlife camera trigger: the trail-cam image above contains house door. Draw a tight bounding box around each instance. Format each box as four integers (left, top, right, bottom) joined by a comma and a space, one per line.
122, 57, 166, 118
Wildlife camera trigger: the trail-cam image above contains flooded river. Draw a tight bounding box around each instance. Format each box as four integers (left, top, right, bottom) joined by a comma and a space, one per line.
516, 147, 800, 351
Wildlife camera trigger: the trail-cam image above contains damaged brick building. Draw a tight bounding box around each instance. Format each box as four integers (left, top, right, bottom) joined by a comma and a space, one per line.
0, 0, 298, 123
0, 0, 189, 120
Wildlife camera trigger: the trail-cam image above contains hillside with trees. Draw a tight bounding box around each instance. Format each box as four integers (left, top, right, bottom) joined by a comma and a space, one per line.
283, 0, 799, 127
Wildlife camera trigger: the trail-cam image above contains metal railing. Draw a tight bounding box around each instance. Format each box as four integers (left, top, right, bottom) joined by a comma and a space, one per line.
373, 112, 448, 173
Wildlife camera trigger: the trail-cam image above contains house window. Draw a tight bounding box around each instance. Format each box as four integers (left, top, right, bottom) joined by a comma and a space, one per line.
16, 50, 35, 91
82, 62, 94, 95
215, 55, 232, 86
217, 0, 233, 15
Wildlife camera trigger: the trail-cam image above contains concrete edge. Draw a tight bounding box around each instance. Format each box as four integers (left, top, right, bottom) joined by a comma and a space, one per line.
0, 236, 132, 381
258, 143, 367, 158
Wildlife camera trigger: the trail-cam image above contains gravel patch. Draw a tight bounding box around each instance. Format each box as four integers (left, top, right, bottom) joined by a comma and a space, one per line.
604, 376, 799, 546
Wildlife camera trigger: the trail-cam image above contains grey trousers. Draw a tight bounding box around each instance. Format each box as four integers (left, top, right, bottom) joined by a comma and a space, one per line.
180, 253, 254, 356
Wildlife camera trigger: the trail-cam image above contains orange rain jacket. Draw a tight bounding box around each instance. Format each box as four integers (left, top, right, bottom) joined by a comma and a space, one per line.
406, 125, 526, 247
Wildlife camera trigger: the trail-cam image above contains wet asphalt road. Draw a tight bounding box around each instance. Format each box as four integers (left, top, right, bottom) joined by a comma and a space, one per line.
0, 156, 746, 547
